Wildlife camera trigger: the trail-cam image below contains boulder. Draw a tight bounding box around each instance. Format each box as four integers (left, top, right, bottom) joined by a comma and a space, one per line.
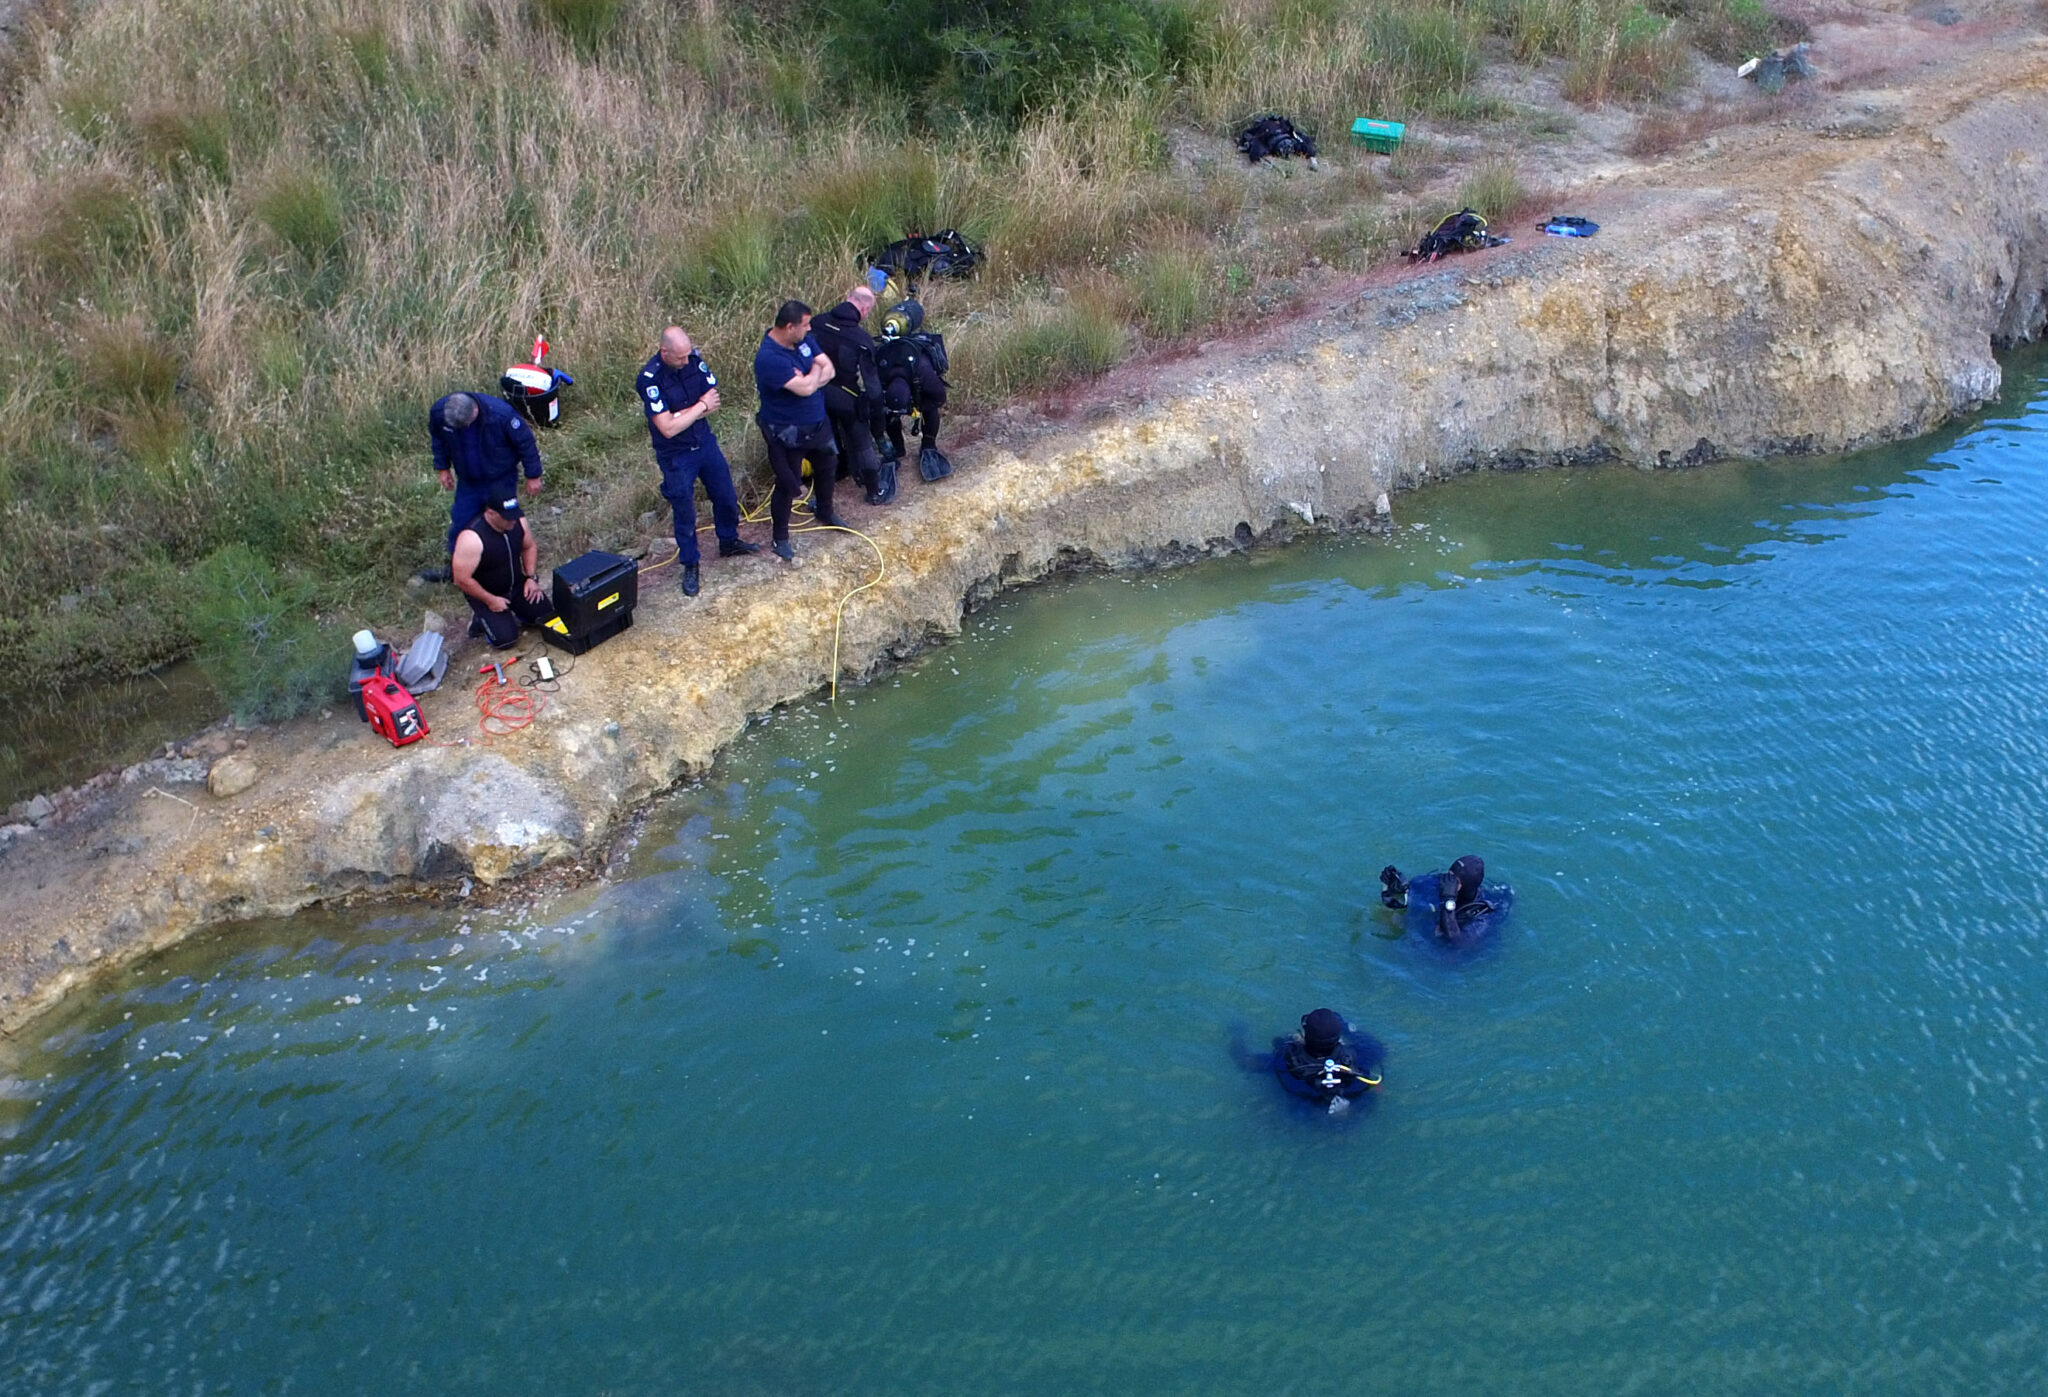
308, 751, 582, 886
207, 754, 262, 799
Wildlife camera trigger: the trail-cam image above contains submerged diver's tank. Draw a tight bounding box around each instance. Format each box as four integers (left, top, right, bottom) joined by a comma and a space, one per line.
1273, 1050, 1376, 1103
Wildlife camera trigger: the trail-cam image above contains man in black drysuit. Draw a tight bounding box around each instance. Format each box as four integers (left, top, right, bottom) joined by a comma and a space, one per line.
876, 319, 950, 481
811, 286, 896, 506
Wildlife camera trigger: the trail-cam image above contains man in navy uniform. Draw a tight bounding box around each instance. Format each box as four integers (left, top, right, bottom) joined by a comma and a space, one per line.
751, 299, 840, 564
638, 326, 759, 597
428, 391, 543, 554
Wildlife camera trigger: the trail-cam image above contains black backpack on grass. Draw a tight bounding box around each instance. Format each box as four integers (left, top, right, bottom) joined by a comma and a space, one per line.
1235, 114, 1317, 163
868, 229, 981, 282
1409, 208, 1507, 262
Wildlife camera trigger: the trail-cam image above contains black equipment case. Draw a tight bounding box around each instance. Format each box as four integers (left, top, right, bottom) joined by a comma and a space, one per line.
544, 550, 638, 654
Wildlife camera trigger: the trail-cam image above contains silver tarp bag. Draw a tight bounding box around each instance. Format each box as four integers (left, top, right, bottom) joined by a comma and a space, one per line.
393, 630, 449, 694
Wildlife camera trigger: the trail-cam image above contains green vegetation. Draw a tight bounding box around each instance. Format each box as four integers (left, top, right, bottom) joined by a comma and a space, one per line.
0, 0, 1779, 718
1455, 157, 1529, 222
186, 546, 336, 724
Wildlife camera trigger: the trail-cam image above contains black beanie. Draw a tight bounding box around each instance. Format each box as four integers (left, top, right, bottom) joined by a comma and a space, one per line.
1301, 1008, 1344, 1054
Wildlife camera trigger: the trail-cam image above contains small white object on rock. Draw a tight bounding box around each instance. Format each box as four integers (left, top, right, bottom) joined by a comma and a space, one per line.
208, 754, 262, 799
1287, 501, 1315, 524
1375, 492, 1392, 517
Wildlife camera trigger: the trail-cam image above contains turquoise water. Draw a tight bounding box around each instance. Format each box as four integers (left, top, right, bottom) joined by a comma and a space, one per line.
5, 351, 2048, 1395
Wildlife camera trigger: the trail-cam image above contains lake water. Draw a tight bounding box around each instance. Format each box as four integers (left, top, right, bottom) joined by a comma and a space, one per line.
5, 350, 2048, 1395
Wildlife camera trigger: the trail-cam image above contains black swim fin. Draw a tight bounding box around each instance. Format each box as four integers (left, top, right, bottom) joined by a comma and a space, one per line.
919, 445, 953, 482
868, 459, 898, 505
1378, 865, 1407, 909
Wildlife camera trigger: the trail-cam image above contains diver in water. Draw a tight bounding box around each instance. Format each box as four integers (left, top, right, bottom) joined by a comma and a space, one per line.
1432, 855, 1496, 942
1228, 1011, 1385, 1114
1276, 1008, 1383, 1113
1383, 855, 1505, 944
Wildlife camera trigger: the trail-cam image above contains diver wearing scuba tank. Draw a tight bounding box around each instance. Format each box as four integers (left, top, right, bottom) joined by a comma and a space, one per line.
1276, 1008, 1381, 1107
813, 288, 893, 505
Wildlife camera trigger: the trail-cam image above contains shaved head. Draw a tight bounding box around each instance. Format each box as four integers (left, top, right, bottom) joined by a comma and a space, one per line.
659, 326, 693, 366
848, 286, 876, 315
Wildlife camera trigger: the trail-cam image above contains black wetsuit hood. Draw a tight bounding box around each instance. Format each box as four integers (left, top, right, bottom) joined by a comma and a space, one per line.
1301, 1008, 1344, 1056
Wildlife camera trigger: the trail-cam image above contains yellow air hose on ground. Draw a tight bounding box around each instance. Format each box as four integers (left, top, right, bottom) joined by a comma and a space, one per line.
642, 477, 888, 703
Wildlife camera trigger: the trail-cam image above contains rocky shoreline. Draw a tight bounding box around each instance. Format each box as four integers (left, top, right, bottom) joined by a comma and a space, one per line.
3, 21, 2045, 1036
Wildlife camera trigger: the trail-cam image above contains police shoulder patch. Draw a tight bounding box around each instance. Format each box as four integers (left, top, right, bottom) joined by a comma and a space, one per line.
645, 385, 661, 400
704, 372, 717, 386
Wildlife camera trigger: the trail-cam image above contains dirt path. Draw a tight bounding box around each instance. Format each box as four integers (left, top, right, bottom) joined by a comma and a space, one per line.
4, 4, 2046, 1035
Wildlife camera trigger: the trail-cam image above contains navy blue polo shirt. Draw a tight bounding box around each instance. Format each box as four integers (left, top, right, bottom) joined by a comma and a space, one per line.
753, 331, 827, 429
637, 350, 720, 459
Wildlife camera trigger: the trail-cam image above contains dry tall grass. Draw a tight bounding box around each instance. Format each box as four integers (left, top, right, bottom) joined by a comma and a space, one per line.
0, 0, 1740, 706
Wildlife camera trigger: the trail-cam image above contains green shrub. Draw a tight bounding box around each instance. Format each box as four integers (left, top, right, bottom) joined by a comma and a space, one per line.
1132, 244, 1208, 341
185, 545, 339, 724
340, 23, 393, 86
820, 0, 1206, 122
1372, 3, 1481, 104
983, 299, 1129, 395
253, 164, 344, 265
1455, 158, 1526, 221
1562, 5, 1688, 103
132, 99, 233, 181
1681, 0, 1801, 61
760, 46, 819, 126
74, 314, 183, 407
698, 210, 778, 301
52, 76, 124, 143
533, 0, 623, 55
21, 172, 144, 284
799, 147, 940, 255
107, 403, 191, 472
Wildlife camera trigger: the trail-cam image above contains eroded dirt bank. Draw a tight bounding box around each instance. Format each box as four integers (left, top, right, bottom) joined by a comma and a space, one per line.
3, 27, 2046, 1033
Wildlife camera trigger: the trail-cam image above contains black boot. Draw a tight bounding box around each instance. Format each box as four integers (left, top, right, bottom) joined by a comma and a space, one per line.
718, 537, 761, 557
681, 563, 700, 597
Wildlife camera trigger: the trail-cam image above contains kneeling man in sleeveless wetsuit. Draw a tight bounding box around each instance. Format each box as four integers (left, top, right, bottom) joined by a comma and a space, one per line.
452, 497, 557, 649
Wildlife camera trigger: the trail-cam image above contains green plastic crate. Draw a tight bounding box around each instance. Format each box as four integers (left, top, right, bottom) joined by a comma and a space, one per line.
1351, 118, 1405, 154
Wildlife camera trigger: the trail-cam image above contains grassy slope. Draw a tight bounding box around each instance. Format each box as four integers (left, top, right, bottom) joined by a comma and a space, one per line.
0, 0, 1781, 722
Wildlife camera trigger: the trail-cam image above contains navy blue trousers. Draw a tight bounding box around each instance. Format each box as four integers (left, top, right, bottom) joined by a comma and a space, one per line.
658, 442, 742, 565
